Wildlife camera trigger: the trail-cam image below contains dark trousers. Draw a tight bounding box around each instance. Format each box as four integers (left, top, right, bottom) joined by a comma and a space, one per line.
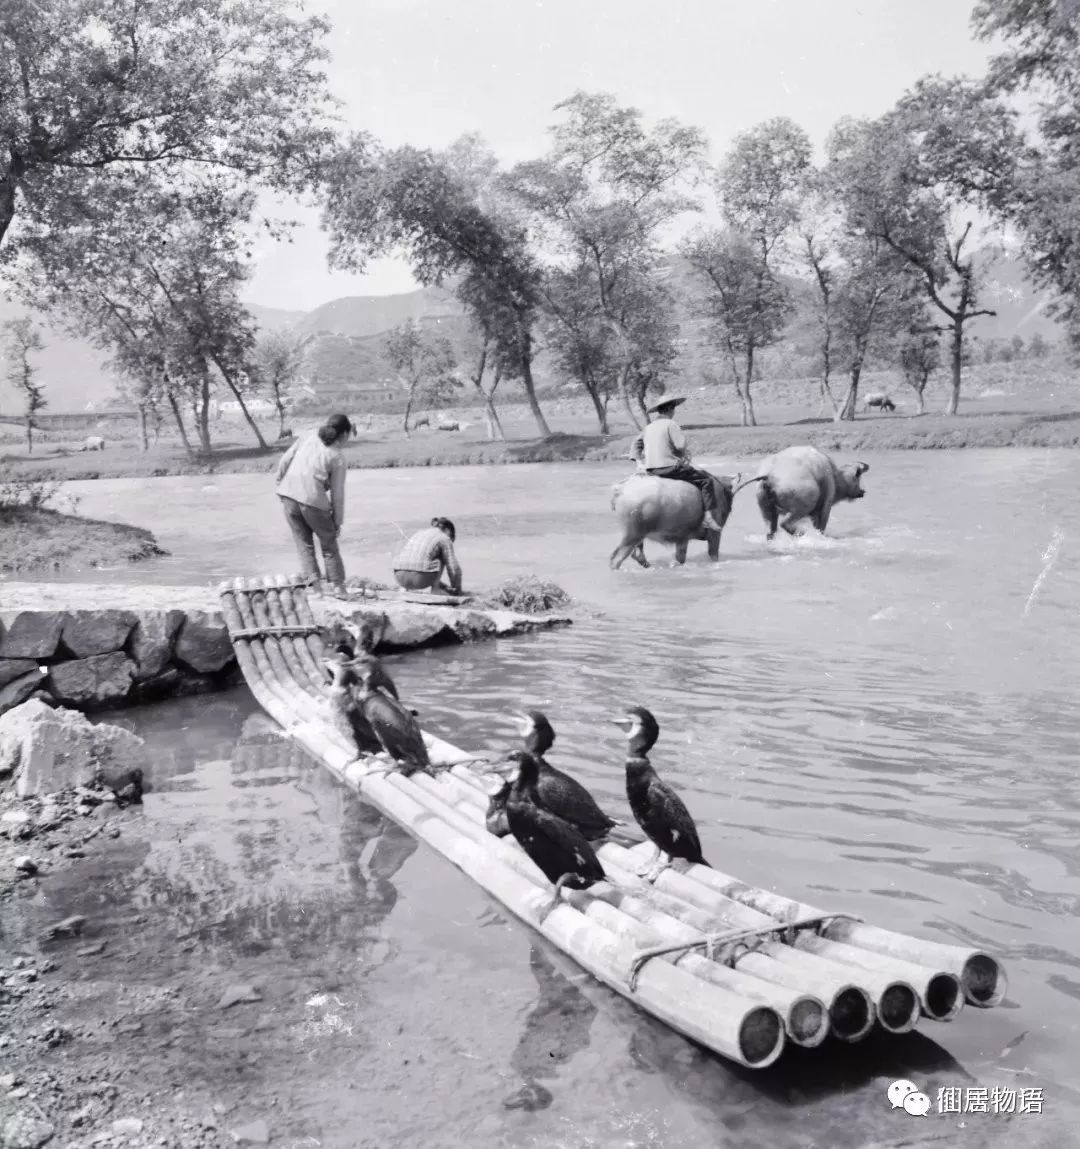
647, 464, 719, 513
280, 496, 345, 586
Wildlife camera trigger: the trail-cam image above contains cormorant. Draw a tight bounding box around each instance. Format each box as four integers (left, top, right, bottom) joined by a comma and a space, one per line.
485, 777, 513, 838
324, 657, 383, 756
504, 750, 606, 924
357, 662, 434, 777
511, 710, 619, 841
613, 706, 710, 882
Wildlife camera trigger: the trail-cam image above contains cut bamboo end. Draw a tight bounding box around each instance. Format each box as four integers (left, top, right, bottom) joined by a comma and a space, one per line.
962, 953, 1007, 1008
828, 986, 875, 1043
740, 1009, 784, 1067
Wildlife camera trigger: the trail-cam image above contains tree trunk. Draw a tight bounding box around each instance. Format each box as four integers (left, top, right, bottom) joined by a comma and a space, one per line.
516, 325, 551, 437
947, 320, 963, 415
483, 395, 505, 440
837, 362, 862, 422
584, 382, 609, 434
741, 348, 757, 427
138, 404, 149, 451
25, 417, 32, 454
403, 381, 418, 435
211, 354, 269, 448
195, 370, 212, 453
275, 392, 287, 438
617, 364, 642, 431
914, 383, 926, 415
167, 392, 196, 458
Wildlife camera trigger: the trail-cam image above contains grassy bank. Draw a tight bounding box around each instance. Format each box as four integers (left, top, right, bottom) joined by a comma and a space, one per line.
0, 506, 167, 573
2, 389, 1078, 484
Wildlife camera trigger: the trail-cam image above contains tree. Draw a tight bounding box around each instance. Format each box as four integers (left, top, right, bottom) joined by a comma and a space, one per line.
686, 117, 811, 426
0, 0, 336, 257
2, 318, 46, 452
19, 181, 268, 455
459, 320, 506, 440
323, 140, 552, 437
382, 321, 459, 434
974, 1, 1080, 342
507, 92, 705, 430
828, 81, 1019, 414
1028, 331, 1050, 358
896, 318, 942, 416
254, 329, 312, 438
682, 228, 792, 424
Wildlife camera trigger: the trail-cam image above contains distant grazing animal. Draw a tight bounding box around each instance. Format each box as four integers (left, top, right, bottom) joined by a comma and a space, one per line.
609, 470, 763, 570
436, 420, 460, 432
863, 393, 896, 413
81, 435, 105, 452
755, 446, 869, 540
276, 428, 295, 442
413, 415, 430, 429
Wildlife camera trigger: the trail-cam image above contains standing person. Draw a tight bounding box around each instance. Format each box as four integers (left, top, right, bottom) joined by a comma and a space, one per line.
392, 518, 463, 594
631, 396, 725, 531
276, 412, 355, 593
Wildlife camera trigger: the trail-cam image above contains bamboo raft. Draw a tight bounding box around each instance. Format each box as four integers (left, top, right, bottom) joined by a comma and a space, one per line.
219, 575, 1008, 1070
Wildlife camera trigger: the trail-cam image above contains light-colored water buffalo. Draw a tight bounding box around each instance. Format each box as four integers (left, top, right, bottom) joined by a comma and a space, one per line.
863, 392, 896, 412
609, 470, 763, 569
413, 415, 430, 429
81, 435, 105, 452
755, 446, 869, 539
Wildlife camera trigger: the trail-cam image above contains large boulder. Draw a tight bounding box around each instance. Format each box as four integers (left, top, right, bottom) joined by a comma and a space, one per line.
174, 611, 233, 674
0, 670, 46, 716
378, 605, 456, 650
129, 610, 186, 680
0, 612, 64, 659
0, 698, 150, 798
60, 610, 138, 658
48, 652, 135, 708
0, 659, 38, 689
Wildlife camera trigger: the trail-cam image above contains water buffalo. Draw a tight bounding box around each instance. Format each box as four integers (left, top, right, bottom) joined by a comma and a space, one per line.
863, 392, 896, 412
755, 446, 869, 540
609, 470, 762, 569
81, 435, 105, 452
436, 420, 460, 432
413, 415, 430, 429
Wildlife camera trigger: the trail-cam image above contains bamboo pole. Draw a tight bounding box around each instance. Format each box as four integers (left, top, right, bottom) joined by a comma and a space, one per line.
620, 841, 1000, 1010
428, 770, 882, 1042
440, 766, 909, 1038
401, 772, 821, 1047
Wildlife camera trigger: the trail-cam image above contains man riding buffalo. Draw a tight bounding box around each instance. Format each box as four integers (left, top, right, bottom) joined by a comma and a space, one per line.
630, 396, 725, 532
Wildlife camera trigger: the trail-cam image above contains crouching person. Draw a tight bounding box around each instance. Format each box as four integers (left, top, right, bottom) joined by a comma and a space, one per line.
393, 517, 463, 594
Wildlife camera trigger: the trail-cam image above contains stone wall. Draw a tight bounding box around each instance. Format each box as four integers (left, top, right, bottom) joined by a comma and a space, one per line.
0, 584, 572, 718
0, 608, 237, 715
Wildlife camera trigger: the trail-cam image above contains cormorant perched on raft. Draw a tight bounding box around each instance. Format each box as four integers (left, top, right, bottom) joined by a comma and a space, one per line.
503, 750, 606, 924
324, 657, 383, 756
485, 777, 513, 838
356, 662, 436, 777
321, 620, 401, 701
510, 710, 620, 841
613, 706, 710, 882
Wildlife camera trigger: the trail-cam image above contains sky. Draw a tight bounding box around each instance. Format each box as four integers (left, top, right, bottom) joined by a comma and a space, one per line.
244, 0, 996, 313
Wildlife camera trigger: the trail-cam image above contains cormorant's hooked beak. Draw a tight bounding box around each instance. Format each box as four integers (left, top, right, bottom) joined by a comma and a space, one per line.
509, 710, 533, 737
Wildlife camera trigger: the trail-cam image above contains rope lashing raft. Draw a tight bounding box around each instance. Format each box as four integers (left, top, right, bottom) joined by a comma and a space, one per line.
627, 913, 866, 992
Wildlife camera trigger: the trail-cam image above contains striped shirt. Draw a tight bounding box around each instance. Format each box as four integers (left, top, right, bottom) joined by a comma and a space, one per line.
275, 431, 347, 526
393, 527, 462, 585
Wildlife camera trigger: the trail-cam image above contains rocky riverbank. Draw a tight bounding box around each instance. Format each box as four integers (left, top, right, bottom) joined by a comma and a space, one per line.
0, 585, 573, 718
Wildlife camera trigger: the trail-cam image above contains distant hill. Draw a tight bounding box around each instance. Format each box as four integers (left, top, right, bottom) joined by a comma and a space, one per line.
0, 248, 1065, 413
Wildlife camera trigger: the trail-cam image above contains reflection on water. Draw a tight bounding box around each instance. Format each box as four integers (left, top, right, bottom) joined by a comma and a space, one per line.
9, 449, 1080, 1145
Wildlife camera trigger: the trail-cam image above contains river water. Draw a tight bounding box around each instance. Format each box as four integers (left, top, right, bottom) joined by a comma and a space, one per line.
13, 449, 1080, 1147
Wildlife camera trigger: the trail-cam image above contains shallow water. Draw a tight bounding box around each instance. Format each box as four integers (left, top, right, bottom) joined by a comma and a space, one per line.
12, 449, 1080, 1145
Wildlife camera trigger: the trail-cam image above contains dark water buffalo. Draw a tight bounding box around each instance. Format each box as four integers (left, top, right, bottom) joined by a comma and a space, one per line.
863, 392, 896, 412
609, 471, 763, 569
755, 446, 869, 540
